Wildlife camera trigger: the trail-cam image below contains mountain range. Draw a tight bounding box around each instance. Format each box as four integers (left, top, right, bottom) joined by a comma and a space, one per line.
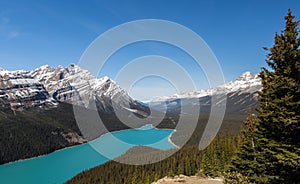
0, 64, 261, 114
150, 71, 261, 115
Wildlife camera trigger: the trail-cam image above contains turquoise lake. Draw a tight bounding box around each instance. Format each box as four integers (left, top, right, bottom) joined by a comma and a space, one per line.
0, 125, 175, 184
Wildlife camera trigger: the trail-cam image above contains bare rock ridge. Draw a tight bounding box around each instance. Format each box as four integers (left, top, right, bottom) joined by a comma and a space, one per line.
152, 175, 223, 184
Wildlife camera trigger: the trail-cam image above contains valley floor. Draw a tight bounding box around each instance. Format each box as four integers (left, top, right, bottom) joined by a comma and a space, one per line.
153, 175, 223, 184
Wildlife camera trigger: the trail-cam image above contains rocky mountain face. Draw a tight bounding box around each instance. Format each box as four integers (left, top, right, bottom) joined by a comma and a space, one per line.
0, 64, 147, 116
0, 69, 56, 110
29, 64, 93, 107
150, 72, 262, 114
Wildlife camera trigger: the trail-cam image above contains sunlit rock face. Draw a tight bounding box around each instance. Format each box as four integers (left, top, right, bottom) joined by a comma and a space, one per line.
0, 65, 148, 116
0, 69, 55, 110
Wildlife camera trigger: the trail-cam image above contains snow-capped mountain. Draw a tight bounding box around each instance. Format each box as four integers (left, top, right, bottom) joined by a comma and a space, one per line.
155, 72, 261, 101
30, 64, 146, 113
151, 72, 262, 114
0, 65, 261, 115
0, 64, 147, 115
29, 64, 93, 106
0, 69, 57, 110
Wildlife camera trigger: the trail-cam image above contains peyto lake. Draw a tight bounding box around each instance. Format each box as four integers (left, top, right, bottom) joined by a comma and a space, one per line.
0, 125, 175, 184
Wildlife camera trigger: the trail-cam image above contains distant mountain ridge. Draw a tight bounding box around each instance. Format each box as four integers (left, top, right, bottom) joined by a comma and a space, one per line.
153, 72, 261, 101
150, 72, 261, 114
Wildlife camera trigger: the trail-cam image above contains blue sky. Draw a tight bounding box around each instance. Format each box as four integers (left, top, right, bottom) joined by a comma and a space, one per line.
0, 0, 299, 101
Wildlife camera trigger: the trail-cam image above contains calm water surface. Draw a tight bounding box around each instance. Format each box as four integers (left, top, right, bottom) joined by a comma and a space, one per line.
0, 125, 175, 184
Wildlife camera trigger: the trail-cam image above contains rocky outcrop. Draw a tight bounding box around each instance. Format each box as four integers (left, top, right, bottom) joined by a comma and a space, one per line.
61, 132, 87, 144
0, 69, 56, 110
152, 175, 223, 184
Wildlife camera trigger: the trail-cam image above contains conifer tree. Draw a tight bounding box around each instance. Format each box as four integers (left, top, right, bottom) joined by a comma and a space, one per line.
256, 8, 300, 183
228, 114, 260, 182
229, 9, 300, 183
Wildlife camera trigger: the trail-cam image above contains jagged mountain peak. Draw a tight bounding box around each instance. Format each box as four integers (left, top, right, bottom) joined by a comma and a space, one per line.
32, 64, 55, 75
236, 71, 257, 81
0, 64, 137, 113
29, 64, 117, 89
33, 64, 86, 76
100, 75, 110, 82
37, 64, 53, 70
30, 64, 134, 111
220, 72, 261, 93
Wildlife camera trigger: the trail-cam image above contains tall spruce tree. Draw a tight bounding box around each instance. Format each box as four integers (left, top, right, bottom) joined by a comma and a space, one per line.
228, 114, 260, 182
228, 9, 300, 183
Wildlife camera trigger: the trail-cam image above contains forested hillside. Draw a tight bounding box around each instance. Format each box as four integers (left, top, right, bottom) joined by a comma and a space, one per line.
0, 103, 83, 164
0, 103, 137, 165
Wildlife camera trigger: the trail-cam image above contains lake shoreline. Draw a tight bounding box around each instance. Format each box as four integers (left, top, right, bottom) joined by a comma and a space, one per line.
0, 124, 177, 184
0, 124, 177, 167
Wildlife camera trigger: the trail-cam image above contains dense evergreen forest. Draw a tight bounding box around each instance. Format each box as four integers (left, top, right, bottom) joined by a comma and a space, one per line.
67, 133, 238, 184
0, 103, 143, 165
0, 103, 82, 164
68, 10, 299, 184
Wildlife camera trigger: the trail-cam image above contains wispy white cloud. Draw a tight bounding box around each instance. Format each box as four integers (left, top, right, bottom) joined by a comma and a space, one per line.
8, 31, 20, 39
0, 15, 21, 39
